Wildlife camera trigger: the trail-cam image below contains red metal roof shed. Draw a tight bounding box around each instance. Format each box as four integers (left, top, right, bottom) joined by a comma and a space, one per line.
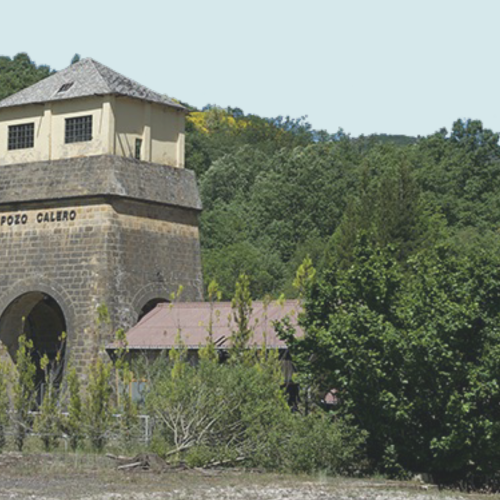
111, 300, 302, 351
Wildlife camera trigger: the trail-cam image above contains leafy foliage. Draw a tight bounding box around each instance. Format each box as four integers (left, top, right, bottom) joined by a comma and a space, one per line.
230, 273, 253, 359
12, 334, 36, 451
144, 335, 365, 472
34, 355, 61, 451
113, 329, 139, 444
413, 119, 500, 229
193, 113, 500, 300
8, 53, 500, 484
0, 53, 52, 101
286, 236, 500, 482
63, 365, 83, 451
84, 356, 113, 452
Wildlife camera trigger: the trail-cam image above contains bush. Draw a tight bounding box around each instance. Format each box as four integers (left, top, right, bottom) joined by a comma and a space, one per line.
145, 343, 365, 473
277, 413, 367, 474
84, 356, 113, 452
33, 355, 61, 451
12, 334, 36, 451
146, 345, 287, 464
62, 366, 83, 451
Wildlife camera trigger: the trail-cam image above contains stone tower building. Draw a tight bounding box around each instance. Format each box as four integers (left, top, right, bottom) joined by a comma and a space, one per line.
0, 59, 203, 380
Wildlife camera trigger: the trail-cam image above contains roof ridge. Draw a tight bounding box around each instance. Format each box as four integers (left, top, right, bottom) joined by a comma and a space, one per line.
90, 59, 162, 98
0, 58, 187, 111
85, 58, 113, 93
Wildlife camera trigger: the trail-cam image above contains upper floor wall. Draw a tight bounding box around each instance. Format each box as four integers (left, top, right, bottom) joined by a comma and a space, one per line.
0, 96, 185, 167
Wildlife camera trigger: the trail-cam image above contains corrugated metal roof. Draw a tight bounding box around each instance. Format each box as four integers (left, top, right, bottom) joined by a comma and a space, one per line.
111, 300, 303, 351
0, 58, 186, 111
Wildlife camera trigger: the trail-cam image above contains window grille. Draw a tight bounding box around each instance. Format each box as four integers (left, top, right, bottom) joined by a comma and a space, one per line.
65, 115, 92, 144
8, 123, 34, 150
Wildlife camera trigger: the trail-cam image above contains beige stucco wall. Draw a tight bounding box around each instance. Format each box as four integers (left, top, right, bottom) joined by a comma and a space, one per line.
50, 97, 111, 160
0, 96, 184, 167
114, 97, 185, 167
151, 103, 185, 167
0, 104, 48, 165
0, 97, 111, 166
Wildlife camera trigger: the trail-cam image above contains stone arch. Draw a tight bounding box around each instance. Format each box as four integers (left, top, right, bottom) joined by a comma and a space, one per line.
0, 290, 69, 400
0, 279, 75, 384
138, 298, 169, 322
131, 283, 174, 323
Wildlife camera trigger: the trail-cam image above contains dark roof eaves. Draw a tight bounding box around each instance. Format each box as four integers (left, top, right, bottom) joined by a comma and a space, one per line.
109, 344, 288, 351
0, 93, 187, 112
112, 93, 188, 112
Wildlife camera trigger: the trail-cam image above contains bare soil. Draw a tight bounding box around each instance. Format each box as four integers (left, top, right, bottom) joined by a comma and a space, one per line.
0, 452, 492, 500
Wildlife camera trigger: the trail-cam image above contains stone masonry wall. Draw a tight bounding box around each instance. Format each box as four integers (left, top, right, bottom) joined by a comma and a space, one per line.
0, 156, 203, 376
0, 203, 110, 373
106, 199, 203, 330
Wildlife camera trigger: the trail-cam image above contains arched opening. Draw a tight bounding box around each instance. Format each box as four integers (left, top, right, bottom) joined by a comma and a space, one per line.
138, 298, 168, 322
0, 292, 66, 402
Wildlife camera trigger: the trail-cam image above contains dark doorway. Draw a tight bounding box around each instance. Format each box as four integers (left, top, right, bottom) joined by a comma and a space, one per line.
0, 292, 66, 402
138, 298, 168, 322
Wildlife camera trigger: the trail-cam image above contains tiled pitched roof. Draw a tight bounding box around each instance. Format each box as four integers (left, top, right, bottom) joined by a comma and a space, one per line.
0, 58, 186, 111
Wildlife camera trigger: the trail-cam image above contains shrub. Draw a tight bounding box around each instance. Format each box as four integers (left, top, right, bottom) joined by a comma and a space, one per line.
84, 356, 113, 452
62, 365, 83, 451
12, 334, 36, 451
145, 344, 366, 473
145, 343, 288, 464
277, 413, 367, 474
113, 329, 139, 446
34, 354, 61, 451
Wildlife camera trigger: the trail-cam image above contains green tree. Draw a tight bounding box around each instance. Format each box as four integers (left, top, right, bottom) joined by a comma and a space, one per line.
113, 329, 138, 445
285, 237, 500, 484
84, 356, 113, 452
202, 241, 285, 300
12, 334, 36, 451
0, 53, 53, 100
230, 273, 253, 360
328, 149, 447, 268
413, 119, 500, 229
34, 354, 61, 451
62, 365, 83, 451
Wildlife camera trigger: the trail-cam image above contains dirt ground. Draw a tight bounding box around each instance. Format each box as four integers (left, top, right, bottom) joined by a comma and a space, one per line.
0, 452, 493, 500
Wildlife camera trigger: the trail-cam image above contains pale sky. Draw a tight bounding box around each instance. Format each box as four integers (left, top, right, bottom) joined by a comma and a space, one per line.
1, 0, 499, 137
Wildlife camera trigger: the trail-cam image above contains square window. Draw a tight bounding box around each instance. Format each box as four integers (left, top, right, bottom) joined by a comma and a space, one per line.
65, 115, 92, 144
8, 123, 35, 150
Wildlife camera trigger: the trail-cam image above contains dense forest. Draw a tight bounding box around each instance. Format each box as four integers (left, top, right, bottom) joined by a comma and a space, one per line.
4, 53, 500, 483
185, 100, 500, 300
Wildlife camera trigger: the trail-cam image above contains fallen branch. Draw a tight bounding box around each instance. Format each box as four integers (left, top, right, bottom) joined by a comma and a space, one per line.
117, 461, 143, 470
206, 456, 246, 468
106, 453, 132, 462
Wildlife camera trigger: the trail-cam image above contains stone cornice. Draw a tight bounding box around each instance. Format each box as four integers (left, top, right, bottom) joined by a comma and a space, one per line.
0, 155, 202, 211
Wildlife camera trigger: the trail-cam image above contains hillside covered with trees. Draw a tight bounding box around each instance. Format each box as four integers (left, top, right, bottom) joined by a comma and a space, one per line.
4, 53, 500, 485
187, 107, 500, 300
